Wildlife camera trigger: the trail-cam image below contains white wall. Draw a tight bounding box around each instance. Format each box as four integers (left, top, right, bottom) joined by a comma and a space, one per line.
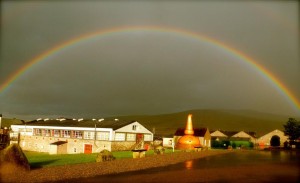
163, 138, 174, 147
115, 121, 152, 134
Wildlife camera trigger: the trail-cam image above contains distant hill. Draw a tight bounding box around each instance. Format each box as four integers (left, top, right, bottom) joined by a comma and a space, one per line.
1, 109, 294, 137
1, 118, 23, 128
109, 109, 292, 137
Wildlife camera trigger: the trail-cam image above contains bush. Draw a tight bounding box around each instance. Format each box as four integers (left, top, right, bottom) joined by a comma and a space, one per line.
154, 145, 165, 155
230, 141, 254, 149
221, 140, 231, 149
0, 144, 30, 170
211, 140, 221, 148
96, 150, 115, 162
232, 142, 237, 149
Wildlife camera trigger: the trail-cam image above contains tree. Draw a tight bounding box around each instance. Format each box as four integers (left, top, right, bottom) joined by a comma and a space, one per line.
283, 118, 300, 142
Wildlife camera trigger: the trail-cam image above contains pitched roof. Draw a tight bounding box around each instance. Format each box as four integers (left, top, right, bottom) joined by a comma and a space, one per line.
174, 128, 208, 137
210, 130, 227, 137
23, 119, 136, 130
210, 130, 256, 138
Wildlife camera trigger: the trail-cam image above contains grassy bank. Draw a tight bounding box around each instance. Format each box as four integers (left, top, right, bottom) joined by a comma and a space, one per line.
25, 148, 178, 168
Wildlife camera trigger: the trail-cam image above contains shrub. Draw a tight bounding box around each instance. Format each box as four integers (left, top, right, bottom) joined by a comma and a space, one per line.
221, 140, 231, 149
0, 144, 30, 170
231, 142, 237, 149
154, 145, 165, 155
96, 149, 115, 162
230, 141, 254, 149
211, 140, 221, 148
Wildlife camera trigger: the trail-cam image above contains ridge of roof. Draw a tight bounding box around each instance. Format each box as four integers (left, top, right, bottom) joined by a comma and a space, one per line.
16, 119, 138, 130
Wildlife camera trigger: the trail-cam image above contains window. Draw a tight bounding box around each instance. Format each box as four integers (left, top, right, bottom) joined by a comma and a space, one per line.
63, 130, 71, 138
126, 133, 136, 141
35, 129, 42, 136
84, 131, 95, 139
74, 131, 83, 139
97, 132, 109, 141
115, 133, 125, 141
53, 130, 60, 137
132, 125, 137, 131
19, 128, 32, 134
144, 134, 152, 141
10, 132, 19, 141
45, 129, 51, 137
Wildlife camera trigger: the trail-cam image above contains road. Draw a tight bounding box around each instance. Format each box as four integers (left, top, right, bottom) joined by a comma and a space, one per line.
70, 150, 300, 183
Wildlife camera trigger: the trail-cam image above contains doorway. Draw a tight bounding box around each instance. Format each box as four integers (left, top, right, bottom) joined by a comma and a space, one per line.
84, 144, 93, 154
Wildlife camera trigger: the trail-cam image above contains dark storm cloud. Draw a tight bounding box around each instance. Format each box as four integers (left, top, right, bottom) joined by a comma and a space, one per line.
0, 1, 299, 119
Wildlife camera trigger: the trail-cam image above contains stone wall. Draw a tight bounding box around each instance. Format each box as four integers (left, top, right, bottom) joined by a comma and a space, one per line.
18, 135, 112, 154
111, 141, 136, 151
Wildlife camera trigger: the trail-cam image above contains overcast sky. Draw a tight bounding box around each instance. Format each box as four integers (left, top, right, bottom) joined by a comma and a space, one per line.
0, 1, 299, 120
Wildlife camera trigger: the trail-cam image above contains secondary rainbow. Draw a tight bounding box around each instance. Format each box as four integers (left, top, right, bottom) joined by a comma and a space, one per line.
1, 25, 299, 112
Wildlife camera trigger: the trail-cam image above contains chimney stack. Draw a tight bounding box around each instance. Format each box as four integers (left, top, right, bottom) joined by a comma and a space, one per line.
184, 114, 194, 135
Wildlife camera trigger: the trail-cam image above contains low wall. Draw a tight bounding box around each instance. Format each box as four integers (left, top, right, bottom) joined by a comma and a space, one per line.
111, 141, 136, 151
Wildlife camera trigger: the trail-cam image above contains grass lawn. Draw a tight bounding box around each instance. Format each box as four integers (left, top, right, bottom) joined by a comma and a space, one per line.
25, 148, 179, 168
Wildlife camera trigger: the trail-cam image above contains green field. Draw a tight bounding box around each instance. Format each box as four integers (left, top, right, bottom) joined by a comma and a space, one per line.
25, 149, 177, 168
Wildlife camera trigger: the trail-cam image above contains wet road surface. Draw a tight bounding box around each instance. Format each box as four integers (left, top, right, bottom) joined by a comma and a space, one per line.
70, 150, 300, 183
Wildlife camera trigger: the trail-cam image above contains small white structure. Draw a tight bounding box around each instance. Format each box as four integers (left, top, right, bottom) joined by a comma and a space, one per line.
162, 137, 174, 148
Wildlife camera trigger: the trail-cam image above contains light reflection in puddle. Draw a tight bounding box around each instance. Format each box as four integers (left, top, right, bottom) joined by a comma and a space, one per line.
185, 160, 193, 170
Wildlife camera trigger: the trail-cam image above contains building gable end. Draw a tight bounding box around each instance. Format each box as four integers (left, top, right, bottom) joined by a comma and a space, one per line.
210, 130, 227, 137
232, 131, 252, 138
114, 121, 152, 134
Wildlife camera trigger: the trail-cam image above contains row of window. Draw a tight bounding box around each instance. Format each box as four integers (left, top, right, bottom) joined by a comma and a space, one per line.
114, 133, 152, 141
32, 129, 152, 141
34, 129, 110, 141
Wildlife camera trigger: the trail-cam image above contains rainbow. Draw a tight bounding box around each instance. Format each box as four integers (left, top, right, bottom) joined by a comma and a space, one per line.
1, 25, 299, 112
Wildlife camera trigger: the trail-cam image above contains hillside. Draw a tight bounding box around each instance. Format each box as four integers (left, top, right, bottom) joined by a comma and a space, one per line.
1, 109, 294, 137
0, 118, 23, 128
109, 109, 291, 137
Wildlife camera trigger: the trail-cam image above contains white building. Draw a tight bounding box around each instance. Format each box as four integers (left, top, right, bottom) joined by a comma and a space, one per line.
10, 119, 153, 154
257, 129, 288, 148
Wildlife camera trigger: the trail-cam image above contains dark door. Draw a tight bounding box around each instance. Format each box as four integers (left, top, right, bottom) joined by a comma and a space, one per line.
136, 134, 143, 143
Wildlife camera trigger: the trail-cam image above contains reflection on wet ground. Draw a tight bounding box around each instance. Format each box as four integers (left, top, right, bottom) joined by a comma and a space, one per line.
122, 150, 299, 172
70, 150, 300, 182
184, 160, 193, 170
